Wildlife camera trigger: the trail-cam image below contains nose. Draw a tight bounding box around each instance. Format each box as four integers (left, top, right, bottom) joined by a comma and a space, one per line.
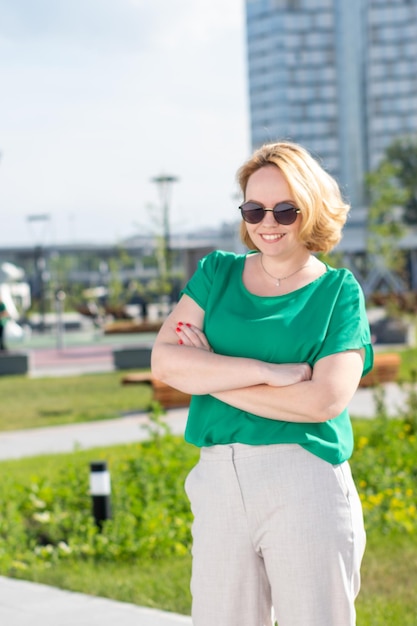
261, 209, 277, 226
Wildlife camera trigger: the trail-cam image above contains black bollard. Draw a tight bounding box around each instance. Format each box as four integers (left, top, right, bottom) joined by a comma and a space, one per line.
89, 461, 112, 529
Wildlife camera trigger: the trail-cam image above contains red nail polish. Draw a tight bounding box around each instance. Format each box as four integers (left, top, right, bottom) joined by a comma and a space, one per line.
178, 321, 184, 326
176, 327, 181, 332
186, 323, 191, 328
178, 339, 183, 345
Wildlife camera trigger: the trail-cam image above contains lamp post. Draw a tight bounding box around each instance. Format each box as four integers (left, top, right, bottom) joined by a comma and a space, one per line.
55, 289, 66, 350
26, 214, 51, 332
150, 174, 179, 280
89, 461, 112, 530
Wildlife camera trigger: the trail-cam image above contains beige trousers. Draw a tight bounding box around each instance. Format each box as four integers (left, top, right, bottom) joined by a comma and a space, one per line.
185, 443, 366, 626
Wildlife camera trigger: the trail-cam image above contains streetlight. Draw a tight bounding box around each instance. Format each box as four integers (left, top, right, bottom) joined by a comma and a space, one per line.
26, 214, 51, 332
150, 174, 179, 279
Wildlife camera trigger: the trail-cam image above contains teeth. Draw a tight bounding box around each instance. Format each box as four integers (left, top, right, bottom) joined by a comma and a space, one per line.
262, 234, 284, 240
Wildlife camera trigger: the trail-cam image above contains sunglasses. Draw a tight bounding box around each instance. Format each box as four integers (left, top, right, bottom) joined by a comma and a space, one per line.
239, 201, 301, 225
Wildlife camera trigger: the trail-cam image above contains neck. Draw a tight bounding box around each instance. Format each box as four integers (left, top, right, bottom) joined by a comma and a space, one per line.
259, 253, 312, 287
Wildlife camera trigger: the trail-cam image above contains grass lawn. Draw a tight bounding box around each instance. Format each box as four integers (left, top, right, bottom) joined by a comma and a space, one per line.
0, 344, 416, 623
1, 346, 415, 432
0, 440, 195, 614
13, 536, 416, 624
358, 534, 417, 625
0, 371, 153, 431
17, 556, 193, 616
397, 345, 417, 381
0, 430, 416, 625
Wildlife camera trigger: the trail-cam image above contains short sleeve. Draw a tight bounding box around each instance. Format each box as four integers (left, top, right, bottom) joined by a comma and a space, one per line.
314, 271, 374, 376
181, 250, 222, 310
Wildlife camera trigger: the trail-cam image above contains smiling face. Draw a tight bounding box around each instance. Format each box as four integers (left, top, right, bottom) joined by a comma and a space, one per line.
243, 165, 305, 259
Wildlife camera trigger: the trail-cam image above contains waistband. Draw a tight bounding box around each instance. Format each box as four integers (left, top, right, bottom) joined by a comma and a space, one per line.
200, 443, 301, 461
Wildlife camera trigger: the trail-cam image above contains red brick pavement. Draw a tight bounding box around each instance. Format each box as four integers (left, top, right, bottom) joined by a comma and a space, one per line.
30, 344, 114, 375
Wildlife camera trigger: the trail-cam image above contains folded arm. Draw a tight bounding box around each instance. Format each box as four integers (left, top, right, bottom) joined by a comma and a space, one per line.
151, 295, 311, 395
151, 294, 364, 423
213, 349, 365, 423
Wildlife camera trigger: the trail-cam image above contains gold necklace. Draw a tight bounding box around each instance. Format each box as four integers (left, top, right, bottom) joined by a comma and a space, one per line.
260, 254, 311, 287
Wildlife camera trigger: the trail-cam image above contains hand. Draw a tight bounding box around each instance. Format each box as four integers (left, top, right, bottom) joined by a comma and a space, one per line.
175, 322, 213, 352
264, 362, 312, 387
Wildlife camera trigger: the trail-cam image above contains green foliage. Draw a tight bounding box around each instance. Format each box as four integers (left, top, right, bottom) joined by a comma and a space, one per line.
1, 404, 416, 558
0, 426, 199, 576
47, 253, 87, 311
316, 250, 344, 268
365, 160, 408, 276
399, 346, 417, 381
385, 134, 417, 225
357, 533, 417, 625
18, 557, 192, 615
107, 247, 136, 307
1, 391, 416, 620
351, 386, 417, 536
144, 236, 174, 299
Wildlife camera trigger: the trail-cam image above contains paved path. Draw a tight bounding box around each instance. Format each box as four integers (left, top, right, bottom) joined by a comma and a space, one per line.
348, 381, 410, 419
0, 383, 410, 463
0, 408, 189, 460
0, 576, 192, 626
30, 344, 114, 377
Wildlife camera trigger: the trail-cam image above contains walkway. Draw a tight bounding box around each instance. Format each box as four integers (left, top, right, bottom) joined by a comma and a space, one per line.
0, 408, 189, 460
30, 343, 114, 376
0, 575, 191, 626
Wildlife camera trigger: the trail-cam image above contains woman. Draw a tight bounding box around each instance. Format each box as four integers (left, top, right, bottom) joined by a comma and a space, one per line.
0, 297, 9, 351
151, 141, 373, 626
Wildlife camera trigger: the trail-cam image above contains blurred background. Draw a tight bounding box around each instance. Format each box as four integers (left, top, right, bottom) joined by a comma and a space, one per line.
0, 0, 416, 351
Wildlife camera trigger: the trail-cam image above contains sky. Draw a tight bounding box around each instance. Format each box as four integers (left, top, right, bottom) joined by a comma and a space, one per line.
0, 0, 250, 247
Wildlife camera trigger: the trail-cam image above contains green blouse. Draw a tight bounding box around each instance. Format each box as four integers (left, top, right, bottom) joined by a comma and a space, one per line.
0, 302, 7, 327
182, 250, 373, 464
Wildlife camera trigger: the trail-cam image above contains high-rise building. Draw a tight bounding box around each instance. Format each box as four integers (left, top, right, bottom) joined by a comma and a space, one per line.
245, 0, 417, 209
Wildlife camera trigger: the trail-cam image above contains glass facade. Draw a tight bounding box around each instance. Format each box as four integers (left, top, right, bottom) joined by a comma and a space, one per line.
245, 0, 417, 209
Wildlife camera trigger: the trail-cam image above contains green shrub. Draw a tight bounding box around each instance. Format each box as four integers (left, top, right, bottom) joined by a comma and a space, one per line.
351, 385, 417, 536
0, 388, 416, 597
0, 420, 199, 575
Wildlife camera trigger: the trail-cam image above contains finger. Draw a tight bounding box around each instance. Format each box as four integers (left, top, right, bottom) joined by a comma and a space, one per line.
176, 323, 212, 350
175, 324, 204, 347
182, 324, 212, 350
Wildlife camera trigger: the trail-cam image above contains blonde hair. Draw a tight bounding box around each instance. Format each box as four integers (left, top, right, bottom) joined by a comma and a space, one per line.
237, 141, 350, 254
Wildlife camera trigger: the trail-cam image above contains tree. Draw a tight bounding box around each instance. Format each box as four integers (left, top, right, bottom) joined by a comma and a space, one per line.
384, 135, 417, 225
364, 159, 417, 326
365, 160, 408, 279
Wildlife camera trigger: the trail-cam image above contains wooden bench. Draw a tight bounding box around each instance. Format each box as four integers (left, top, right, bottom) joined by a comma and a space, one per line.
121, 372, 191, 409
359, 352, 401, 387
105, 321, 163, 335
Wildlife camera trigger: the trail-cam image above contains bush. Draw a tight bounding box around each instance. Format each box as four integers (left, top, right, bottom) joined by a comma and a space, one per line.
351, 385, 417, 535
0, 414, 199, 575
0, 390, 416, 581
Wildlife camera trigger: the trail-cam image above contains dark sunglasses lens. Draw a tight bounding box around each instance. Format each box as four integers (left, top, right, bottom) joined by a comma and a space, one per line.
273, 206, 298, 225
240, 202, 299, 225
240, 203, 265, 224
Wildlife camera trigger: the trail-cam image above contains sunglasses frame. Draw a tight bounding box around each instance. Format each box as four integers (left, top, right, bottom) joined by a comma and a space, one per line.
239, 201, 301, 225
